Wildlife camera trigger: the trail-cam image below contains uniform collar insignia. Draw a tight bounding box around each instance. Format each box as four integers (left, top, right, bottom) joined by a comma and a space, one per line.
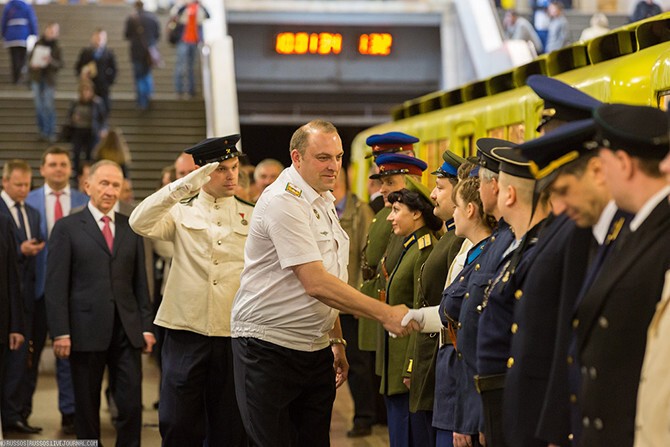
403, 234, 417, 248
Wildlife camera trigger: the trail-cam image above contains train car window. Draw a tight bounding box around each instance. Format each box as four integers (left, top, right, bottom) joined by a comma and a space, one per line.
424, 141, 441, 176
487, 127, 506, 139
460, 135, 474, 157
657, 90, 670, 111
438, 138, 450, 154
508, 123, 526, 144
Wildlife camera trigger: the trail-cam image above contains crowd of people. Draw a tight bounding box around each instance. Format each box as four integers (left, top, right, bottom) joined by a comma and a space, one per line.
503, 0, 665, 56
0, 74, 670, 447
1, 0, 212, 180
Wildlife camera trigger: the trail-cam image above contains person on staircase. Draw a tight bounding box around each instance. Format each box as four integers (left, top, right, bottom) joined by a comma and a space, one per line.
1, 0, 38, 84
28, 22, 63, 143
124, 1, 161, 111
170, 0, 209, 99
74, 28, 117, 115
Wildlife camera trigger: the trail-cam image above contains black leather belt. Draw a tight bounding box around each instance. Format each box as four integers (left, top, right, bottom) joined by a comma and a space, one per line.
473, 373, 506, 394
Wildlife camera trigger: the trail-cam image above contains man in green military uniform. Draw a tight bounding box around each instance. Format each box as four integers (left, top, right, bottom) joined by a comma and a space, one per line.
357, 133, 424, 436
407, 150, 466, 441
359, 136, 422, 349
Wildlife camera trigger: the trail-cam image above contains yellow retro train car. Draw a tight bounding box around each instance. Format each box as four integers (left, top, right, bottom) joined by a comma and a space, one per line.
349, 13, 670, 198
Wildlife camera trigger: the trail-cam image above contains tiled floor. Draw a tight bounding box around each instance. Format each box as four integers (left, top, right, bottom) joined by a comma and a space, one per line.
1, 355, 390, 446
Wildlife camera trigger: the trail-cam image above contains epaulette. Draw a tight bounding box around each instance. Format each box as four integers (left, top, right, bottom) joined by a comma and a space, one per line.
285, 182, 302, 198
417, 233, 432, 250
179, 194, 198, 205
234, 195, 255, 207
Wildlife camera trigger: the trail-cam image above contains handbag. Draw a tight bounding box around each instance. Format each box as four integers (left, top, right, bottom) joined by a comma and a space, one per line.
146, 45, 164, 69
167, 17, 183, 45
59, 124, 73, 143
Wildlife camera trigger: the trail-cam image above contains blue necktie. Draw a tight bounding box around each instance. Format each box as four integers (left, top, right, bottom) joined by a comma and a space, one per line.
15, 202, 27, 241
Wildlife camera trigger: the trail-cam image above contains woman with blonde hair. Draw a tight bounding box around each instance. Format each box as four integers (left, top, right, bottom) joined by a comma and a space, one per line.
94, 127, 132, 178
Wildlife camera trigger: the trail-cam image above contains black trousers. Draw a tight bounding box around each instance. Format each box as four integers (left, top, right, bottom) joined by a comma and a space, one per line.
480, 388, 509, 447
8, 46, 26, 83
339, 314, 376, 428
69, 315, 142, 447
232, 337, 336, 447
159, 329, 247, 447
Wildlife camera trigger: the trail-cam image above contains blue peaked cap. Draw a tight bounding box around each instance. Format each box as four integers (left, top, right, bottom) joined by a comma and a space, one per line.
527, 75, 602, 125
366, 132, 419, 147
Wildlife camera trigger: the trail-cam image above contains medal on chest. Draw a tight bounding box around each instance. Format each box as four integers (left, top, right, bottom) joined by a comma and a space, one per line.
239, 213, 248, 225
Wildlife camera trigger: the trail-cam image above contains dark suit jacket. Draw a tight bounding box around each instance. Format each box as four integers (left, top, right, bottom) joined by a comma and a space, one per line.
26, 186, 89, 299
74, 46, 117, 97
0, 199, 41, 316
576, 198, 670, 447
45, 207, 153, 352
0, 214, 23, 343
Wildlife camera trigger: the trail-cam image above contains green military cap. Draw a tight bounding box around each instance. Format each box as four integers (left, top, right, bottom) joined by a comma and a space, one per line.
404, 175, 435, 206
431, 150, 467, 178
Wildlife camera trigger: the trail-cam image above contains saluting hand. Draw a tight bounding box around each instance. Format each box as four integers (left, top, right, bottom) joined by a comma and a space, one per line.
169, 161, 219, 197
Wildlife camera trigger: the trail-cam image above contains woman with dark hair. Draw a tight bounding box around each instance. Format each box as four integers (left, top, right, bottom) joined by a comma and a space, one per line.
402, 171, 496, 447
380, 177, 439, 447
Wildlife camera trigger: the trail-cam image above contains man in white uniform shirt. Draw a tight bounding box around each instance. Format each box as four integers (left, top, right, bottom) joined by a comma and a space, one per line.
130, 135, 252, 447
231, 120, 414, 447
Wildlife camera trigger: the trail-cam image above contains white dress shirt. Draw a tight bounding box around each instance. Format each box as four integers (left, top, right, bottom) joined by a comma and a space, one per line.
231, 165, 350, 352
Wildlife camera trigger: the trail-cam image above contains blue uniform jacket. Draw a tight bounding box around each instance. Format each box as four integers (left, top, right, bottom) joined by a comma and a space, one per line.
433, 237, 489, 432
454, 221, 514, 433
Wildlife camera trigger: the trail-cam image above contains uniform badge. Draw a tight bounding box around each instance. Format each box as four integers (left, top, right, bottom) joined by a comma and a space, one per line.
239, 213, 248, 225
285, 182, 302, 197
313, 208, 320, 219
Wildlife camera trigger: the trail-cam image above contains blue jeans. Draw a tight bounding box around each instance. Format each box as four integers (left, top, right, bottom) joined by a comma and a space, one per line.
132, 62, 154, 109
31, 80, 56, 138
174, 42, 198, 95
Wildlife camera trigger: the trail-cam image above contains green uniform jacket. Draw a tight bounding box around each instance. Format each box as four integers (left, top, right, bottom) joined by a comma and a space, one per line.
409, 222, 464, 412
339, 192, 374, 290
358, 207, 393, 351
377, 226, 436, 396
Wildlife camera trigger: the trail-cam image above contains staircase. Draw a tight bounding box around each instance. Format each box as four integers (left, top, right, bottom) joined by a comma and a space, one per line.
0, 3, 206, 200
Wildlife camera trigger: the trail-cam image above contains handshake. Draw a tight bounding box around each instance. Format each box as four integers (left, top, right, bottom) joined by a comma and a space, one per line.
396, 306, 442, 337
169, 162, 219, 198
385, 306, 441, 338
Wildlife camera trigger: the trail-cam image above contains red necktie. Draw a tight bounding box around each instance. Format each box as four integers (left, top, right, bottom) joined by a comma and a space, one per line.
53, 191, 63, 221
101, 216, 114, 252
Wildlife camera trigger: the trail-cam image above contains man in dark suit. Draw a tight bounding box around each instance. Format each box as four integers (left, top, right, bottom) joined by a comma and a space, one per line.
576, 104, 670, 447
25, 145, 88, 434
0, 159, 42, 433
46, 160, 155, 446
0, 214, 24, 421
74, 28, 117, 114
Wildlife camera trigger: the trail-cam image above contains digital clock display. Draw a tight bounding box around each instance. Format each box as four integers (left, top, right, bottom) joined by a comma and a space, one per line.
274, 32, 393, 56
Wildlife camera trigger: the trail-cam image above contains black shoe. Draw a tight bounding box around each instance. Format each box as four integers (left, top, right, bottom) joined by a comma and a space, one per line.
346, 425, 372, 438
61, 413, 75, 435
5, 419, 42, 434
